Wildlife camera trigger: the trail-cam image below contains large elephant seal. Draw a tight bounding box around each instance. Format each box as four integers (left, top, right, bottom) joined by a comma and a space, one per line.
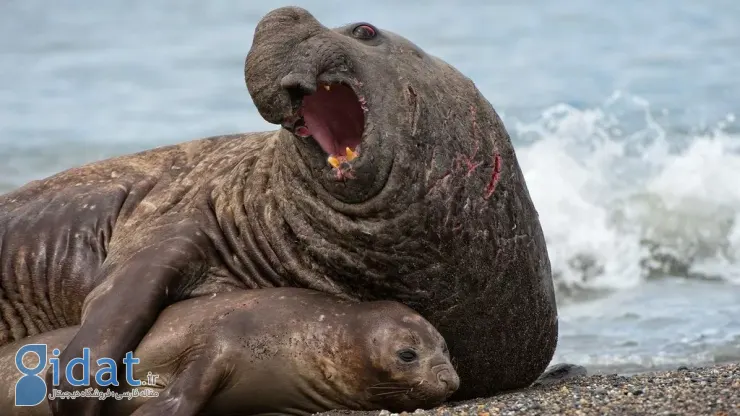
0, 6, 557, 414
0, 288, 459, 416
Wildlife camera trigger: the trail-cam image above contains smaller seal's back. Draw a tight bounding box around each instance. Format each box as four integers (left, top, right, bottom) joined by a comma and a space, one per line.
0, 287, 458, 416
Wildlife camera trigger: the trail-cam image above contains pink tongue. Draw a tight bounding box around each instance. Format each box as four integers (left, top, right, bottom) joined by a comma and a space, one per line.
303, 111, 341, 155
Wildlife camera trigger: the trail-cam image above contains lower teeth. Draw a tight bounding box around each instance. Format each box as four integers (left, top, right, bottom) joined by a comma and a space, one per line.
328, 156, 341, 168
327, 147, 359, 169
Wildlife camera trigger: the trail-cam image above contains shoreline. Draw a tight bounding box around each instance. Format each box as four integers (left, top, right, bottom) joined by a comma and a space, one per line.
321, 362, 740, 416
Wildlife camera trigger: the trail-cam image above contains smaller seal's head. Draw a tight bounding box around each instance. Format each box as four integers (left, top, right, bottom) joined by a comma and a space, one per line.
355, 301, 460, 412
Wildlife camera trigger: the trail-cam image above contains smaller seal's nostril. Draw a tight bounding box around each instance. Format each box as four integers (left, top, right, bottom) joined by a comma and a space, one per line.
437, 370, 448, 384
436, 368, 460, 393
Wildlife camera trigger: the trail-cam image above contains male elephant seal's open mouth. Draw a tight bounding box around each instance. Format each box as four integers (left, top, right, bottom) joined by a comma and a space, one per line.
245, 16, 405, 201
275, 22, 379, 178
282, 79, 367, 179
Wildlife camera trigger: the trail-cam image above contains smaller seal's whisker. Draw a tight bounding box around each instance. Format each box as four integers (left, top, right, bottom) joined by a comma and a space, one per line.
367, 386, 409, 391
369, 382, 408, 387
368, 382, 412, 397
369, 390, 411, 398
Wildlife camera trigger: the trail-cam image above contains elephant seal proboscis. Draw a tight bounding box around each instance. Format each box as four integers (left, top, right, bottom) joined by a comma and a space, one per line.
0, 6, 557, 415
0, 288, 458, 416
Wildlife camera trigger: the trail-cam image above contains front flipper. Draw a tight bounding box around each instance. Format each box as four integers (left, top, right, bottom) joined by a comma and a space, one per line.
47, 231, 213, 416
129, 348, 225, 416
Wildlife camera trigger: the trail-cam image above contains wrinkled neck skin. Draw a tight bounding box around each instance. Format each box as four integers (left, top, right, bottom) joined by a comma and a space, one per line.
210, 125, 435, 304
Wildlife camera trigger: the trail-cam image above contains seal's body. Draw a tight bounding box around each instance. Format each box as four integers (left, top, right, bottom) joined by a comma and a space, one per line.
0, 7, 557, 414
0, 288, 458, 416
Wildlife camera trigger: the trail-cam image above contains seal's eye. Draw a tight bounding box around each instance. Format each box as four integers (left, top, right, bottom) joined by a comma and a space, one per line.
352, 24, 377, 40
397, 348, 418, 363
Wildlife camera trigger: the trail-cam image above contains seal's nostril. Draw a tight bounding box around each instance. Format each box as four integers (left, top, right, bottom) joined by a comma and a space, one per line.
281, 73, 317, 97
436, 368, 460, 393
437, 369, 449, 384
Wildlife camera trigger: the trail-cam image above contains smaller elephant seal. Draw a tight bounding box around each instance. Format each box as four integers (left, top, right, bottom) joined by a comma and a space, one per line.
0, 288, 459, 416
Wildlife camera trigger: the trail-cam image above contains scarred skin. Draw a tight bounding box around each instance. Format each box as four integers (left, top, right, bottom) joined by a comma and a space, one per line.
0, 6, 557, 415
0, 288, 459, 416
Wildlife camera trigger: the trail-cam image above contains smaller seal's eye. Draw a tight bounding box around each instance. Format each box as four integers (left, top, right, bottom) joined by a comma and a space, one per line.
352, 24, 377, 40
397, 348, 418, 363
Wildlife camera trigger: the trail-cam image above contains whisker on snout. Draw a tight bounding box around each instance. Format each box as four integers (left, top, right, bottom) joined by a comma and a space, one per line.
370, 382, 409, 387
369, 390, 411, 398
368, 385, 411, 391
368, 382, 412, 398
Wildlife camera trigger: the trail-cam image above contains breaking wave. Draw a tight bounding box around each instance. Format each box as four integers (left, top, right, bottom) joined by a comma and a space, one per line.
508, 91, 740, 302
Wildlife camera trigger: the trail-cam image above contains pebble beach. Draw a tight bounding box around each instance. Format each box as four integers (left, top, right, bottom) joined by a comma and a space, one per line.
322, 363, 740, 416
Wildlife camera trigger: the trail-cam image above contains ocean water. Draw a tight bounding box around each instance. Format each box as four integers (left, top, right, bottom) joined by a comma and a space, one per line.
1, 1, 739, 374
